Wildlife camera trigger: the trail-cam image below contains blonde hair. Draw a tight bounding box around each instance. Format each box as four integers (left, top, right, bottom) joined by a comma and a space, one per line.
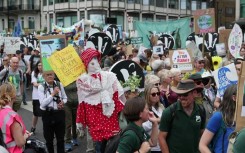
145, 74, 160, 86
0, 83, 16, 109
157, 69, 172, 83
170, 68, 181, 77
144, 83, 161, 110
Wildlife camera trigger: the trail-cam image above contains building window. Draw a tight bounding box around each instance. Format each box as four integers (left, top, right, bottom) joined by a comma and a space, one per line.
128, 0, 134, 4
49, 0, 53, 5
9, 19, 15, 30
69, 0, 76, 2
80, 0, 84, 1
225, 7, 234, 17
57, 17, 64, 27
201, 2, 207, 9
28, 17, 35, 29
142, 14, 153, 21
111, 11, 124, 29
156, 0, 165, 7
143, 0, 149, 5
21, 17, 24, 28
156, 15, 166, 21
241, 2, 245, 18
169, 0, 179, 9
43, 0, 47, 6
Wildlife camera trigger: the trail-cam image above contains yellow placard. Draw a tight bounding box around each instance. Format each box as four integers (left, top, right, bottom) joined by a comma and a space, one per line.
47, 46, 86, 87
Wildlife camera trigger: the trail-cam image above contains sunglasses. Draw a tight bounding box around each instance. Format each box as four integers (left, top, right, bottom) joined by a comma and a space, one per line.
194, 80, 203, 85
198, 61, 205, 64
154, 83, 161, 86
202, 78, 210, 86
151, 92, 160, 97
177, 92, 190, 97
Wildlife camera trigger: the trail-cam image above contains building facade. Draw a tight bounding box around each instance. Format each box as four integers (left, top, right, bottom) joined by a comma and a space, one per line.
0, 0, 211, 33
0, 0, 41, 34
42, 0, 209, 32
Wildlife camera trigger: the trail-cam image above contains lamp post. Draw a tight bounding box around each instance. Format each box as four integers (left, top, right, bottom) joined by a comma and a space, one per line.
7, 0, 10, 33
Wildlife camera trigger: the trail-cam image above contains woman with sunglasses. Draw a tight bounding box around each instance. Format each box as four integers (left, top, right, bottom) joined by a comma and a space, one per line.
199, 85, 237, 153
157, 70, 177, 107
143, 83, 164, 153
183, 56, 206, 80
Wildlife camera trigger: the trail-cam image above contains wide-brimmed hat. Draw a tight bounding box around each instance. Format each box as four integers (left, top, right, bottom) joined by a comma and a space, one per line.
171, 79, 199, 94
188, 73, 202, 80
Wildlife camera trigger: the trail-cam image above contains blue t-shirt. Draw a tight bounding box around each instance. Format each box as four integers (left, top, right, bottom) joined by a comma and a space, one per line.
206, 112, 234, 153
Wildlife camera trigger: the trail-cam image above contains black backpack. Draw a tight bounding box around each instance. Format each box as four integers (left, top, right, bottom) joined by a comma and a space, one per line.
0, 69, 22, 85
104, 126, 144, 153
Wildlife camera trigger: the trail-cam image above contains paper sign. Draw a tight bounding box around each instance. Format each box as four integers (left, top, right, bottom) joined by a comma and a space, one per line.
138, 46, 148, 56
235, 62, 245, 131
153, 46, 163, 55
47, 46, 86, 87
215, 43, 226, 56
193, 8, 215, 34
228, 24, 243, 58
212, 63, 238, 98
169, 49, 193, 73
38, 35, 66, 72
4, 37, 21, 54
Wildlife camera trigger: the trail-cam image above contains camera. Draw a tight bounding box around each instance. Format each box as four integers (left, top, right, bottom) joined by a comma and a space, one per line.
53, 95, 61, 104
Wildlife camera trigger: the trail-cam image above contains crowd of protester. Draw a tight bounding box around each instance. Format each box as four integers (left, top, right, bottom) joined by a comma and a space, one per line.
0, 39, 244, 153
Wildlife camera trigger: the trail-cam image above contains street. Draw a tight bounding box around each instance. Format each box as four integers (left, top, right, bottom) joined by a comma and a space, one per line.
19, 88, 87, 153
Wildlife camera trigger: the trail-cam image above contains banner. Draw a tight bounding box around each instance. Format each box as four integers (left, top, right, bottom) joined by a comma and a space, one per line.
235, 62, 245, 131
4, 37, 21, 54
169, 49, 193, 73
228, 24, 243, 58
212, 63, 238, 98
219, 29, 231, 53
130, 37, 143, 44
38, 35, 66, 72
193, 8, 215, 34
47, 46, 86, 87
134, 18, 191, 48
52, 20, 84, 46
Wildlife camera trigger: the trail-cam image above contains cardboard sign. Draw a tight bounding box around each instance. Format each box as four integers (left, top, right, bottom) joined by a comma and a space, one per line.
4, 37, 21, 54
38, 35, 66, 72
109, 60, 144, 89
215, 43, 226, 56
126, 44, 132, 55
193, 8, 215, 34
169, 49, 193, 73
228, 24, 243, 58
235, 62, 245, 131
211, 63, 238, 98
219, 29, 231, 52
47, 46, 86, 87
153, 45, 163, 55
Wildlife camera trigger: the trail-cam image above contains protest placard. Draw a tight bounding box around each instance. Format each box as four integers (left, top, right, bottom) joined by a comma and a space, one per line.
235, 62, 245, 131
219, 29, 231, 53
212, 63, 238, 98
47, 46, 86, 87
169, 49, 193, 73
130, 37, 143, 44
228, 24, 243, 58
4, 37, 21, 54
215, 43, 226, 56
38, 35, 66, 72
193, 8, 215, 34
153, 45, 163, 55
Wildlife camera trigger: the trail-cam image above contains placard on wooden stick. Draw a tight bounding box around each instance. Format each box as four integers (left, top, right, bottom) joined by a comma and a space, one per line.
235, 62, 245, 132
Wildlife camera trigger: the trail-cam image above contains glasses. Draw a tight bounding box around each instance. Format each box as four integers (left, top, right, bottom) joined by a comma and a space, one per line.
198, 61, 205, 64
151, 92, 160, 97
194, 80, 203, 85
202, 78, 210, 86
177, 92, 190, 97
154, 83, 161, 86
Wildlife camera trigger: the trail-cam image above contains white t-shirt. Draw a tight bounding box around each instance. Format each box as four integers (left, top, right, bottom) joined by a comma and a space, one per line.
31, 71, 44, 100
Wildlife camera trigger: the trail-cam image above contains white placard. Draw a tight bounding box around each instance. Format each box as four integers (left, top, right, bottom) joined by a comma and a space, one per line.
211, 63, 238, 98
228, 24, 243, 58
153, 45, 163, 55
215, 43, 226, 56
4, 37, 21, 54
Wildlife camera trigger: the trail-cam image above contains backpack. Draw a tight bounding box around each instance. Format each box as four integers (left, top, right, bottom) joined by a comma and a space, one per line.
169, 102, 206, 126
41, 81, 61, 95
104, 126, 144, 153
0, 69, 22, 85
24, 138, 48, 153
226, 131, 237, 153
202, 95, 214, 122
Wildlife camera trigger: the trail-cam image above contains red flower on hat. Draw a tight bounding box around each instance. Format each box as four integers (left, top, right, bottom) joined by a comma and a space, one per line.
80, 48, 101, 69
